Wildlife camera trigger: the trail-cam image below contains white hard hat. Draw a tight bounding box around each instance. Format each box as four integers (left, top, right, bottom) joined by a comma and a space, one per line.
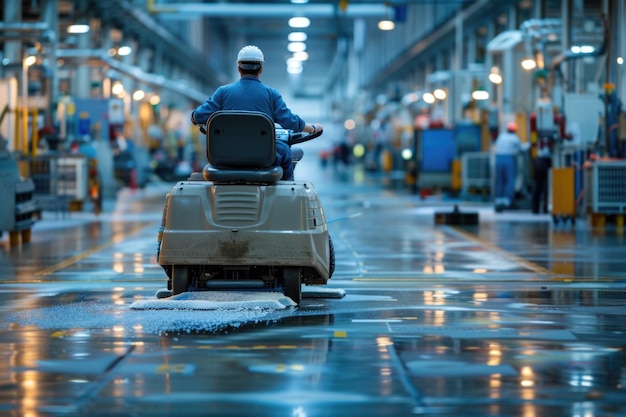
237, 45, 264, 69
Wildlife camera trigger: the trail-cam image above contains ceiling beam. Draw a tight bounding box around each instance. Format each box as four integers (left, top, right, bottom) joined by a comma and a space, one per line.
147, 1, 389, 17
101, 0, 229, 87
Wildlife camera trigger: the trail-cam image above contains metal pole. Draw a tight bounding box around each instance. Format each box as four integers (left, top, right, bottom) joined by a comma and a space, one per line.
497, 81, 503, 131
22, 60, 28, 155
31, 108, 38, 156
43, 0, 59, 127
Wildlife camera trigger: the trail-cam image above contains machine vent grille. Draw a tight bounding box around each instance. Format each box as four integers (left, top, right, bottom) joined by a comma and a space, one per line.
307, 199, 324, 229
215, 189, 260, 225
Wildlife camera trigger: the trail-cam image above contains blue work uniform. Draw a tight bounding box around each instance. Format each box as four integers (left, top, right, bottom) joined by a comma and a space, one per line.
492, 131, 530, 208
191, 76, 306, 180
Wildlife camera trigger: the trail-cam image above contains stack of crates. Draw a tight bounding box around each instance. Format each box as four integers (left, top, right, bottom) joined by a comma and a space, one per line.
584, 161, 626, 229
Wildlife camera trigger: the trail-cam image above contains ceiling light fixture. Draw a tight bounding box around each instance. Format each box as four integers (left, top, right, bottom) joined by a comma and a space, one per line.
117, 46, 133, 56
133, 90, 145, 101
472, 89, 489, 101
570, 45, 595, 54
488, 67, 502, 84
23, 55, 37, 67
287, 42, 307, 53
422, 92, 435, 104
288, 17, 310, 28
292, 51, 309, 61
149, 95, 160, 105
521, 58, 536, 70
288, 32, 307, 42
433, 88, 447, 100
287, 64, 303, 74
377, 20, 395, 31
112, 81, 125, 96
67, 24, 90, 34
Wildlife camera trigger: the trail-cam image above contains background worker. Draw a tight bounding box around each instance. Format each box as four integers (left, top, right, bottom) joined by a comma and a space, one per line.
531, 133, 553, 214
191, 45, 322, 180
492, 121, 530, 212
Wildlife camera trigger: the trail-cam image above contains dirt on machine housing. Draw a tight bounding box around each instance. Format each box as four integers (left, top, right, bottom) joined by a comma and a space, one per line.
156, 110, 335, 304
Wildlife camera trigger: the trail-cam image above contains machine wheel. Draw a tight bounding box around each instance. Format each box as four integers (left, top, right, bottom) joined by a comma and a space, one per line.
328, 235, 335, 278
156, 239, 172, 279
283, 267, 302, 304
172, 265, 190, 295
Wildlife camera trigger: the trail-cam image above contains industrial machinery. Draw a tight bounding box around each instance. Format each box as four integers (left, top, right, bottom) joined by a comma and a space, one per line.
156, 111, 335, 304
0, 106, 39, 245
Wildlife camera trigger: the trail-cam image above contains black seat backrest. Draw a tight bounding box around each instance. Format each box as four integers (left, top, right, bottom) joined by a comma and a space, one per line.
206, 110, 276, 168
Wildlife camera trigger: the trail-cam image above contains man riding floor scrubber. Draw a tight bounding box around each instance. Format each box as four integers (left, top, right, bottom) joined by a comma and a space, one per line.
157, 110, 335, 304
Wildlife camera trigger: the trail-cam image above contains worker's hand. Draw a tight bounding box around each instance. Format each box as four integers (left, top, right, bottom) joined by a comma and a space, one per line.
307, 123, 323, 134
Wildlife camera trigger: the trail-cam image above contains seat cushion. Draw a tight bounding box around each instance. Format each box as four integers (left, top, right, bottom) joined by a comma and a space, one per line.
202, 164, 283, 183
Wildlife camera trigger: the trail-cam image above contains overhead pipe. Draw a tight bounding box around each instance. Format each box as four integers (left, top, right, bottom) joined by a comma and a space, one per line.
0, 22, 55, 43
0, 22, 50, 32
366, 0, 498, 89
519, 16, 608, 102
108, 0, 228, 87
0, 7, 225, 90
56, 49, 207, 103
520, 18, 562, 40
547, 14, 608, 89
520, 18, 562, 71
146, 0, 388, 17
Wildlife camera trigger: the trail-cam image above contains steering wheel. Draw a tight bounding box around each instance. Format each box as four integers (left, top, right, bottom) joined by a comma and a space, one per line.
288, 128, 323, 146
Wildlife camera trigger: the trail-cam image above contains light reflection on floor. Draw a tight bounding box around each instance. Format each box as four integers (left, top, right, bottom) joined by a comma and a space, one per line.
1, 154, 625, 416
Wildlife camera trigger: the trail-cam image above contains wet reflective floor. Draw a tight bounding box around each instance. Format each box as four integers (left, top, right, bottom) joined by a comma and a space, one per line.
1, 143, 625, 416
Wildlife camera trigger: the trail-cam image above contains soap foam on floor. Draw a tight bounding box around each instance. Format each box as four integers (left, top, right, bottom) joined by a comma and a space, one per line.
130, 290, 297, 311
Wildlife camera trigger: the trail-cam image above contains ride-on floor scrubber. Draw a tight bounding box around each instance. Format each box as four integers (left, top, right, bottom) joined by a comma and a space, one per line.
156, 110, 334, 304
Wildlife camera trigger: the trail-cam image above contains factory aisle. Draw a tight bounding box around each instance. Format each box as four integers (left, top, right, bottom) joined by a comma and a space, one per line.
0, 138, 625, 417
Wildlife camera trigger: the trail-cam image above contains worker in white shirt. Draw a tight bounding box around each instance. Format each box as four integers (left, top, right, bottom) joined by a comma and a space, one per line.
492, 121, 530, 212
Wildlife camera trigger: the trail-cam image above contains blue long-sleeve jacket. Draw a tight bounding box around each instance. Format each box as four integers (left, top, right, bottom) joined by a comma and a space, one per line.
191, 76, 302, 180
191, 76, 306, 132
